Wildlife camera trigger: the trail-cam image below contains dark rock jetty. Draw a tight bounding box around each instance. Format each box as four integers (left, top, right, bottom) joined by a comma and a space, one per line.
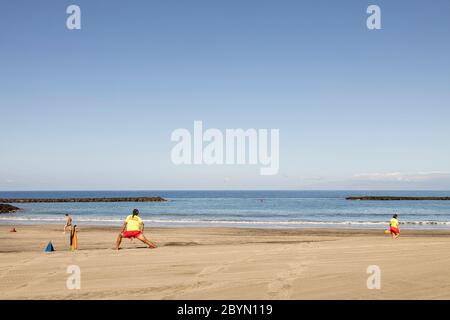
0, 204, 21, 213
346, 196, 450, 201
0, 196, 167, 203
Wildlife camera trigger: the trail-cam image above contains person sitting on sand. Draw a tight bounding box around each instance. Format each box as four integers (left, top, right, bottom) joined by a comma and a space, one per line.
63, 213, 72, 234
115, 209, 157, 250
390, 213, 400, 239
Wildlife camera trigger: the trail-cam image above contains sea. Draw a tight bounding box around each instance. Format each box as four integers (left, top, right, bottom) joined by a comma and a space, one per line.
1, 190, 450, 230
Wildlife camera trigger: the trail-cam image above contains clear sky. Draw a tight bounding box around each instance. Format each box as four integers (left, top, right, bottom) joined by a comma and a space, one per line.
1, 0, 450, 190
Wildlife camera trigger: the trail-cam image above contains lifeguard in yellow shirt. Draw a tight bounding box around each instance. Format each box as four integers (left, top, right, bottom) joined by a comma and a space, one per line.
115, 209, 157, 250
389, 213, 400, 239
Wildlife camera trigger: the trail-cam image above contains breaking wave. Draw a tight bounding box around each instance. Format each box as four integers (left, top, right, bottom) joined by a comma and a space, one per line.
1, 216, 449, 228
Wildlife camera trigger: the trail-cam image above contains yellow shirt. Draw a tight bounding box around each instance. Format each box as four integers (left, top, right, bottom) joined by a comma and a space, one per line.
390, 218, 399, 228
125, 215, 143, 231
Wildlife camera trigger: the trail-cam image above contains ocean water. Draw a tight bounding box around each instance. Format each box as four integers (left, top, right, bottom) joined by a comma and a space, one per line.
1, 190, 450, 229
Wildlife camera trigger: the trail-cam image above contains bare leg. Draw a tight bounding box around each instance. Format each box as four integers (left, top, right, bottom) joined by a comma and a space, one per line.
115, 233, 124, 250
137, 234, 157, 249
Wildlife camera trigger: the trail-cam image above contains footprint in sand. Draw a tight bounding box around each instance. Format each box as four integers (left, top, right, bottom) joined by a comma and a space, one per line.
162, 254, 257, 299
266, 262, 309, 299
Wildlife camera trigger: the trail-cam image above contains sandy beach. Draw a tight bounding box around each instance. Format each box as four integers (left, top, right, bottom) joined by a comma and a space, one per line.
1, 225, 450, 299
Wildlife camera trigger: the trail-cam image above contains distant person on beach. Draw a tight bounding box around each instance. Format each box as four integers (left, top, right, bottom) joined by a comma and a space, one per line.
389, 213, 400, 239
115, 209, 157, 250
63, 214, 72, 234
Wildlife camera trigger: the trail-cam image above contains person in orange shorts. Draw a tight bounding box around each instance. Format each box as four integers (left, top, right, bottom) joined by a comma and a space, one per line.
389, 213, 400, 239
115, 209, 157, 250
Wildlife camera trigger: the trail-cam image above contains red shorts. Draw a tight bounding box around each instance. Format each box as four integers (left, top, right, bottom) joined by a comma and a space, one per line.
390, 227, 399, 235
122, 231, 142, 239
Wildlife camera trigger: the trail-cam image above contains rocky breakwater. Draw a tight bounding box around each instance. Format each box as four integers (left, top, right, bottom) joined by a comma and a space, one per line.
0, 204, 21, 213
346, 196, 450, 201
0, 196, 167, 203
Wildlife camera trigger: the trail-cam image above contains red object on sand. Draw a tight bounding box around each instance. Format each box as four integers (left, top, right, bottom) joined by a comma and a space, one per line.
390, 226, 400, 235
10, 228, 17, 232
122, 230, 142, 239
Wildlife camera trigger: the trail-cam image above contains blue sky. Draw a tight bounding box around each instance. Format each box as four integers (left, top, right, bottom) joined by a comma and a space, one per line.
1, 0, 450, 190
